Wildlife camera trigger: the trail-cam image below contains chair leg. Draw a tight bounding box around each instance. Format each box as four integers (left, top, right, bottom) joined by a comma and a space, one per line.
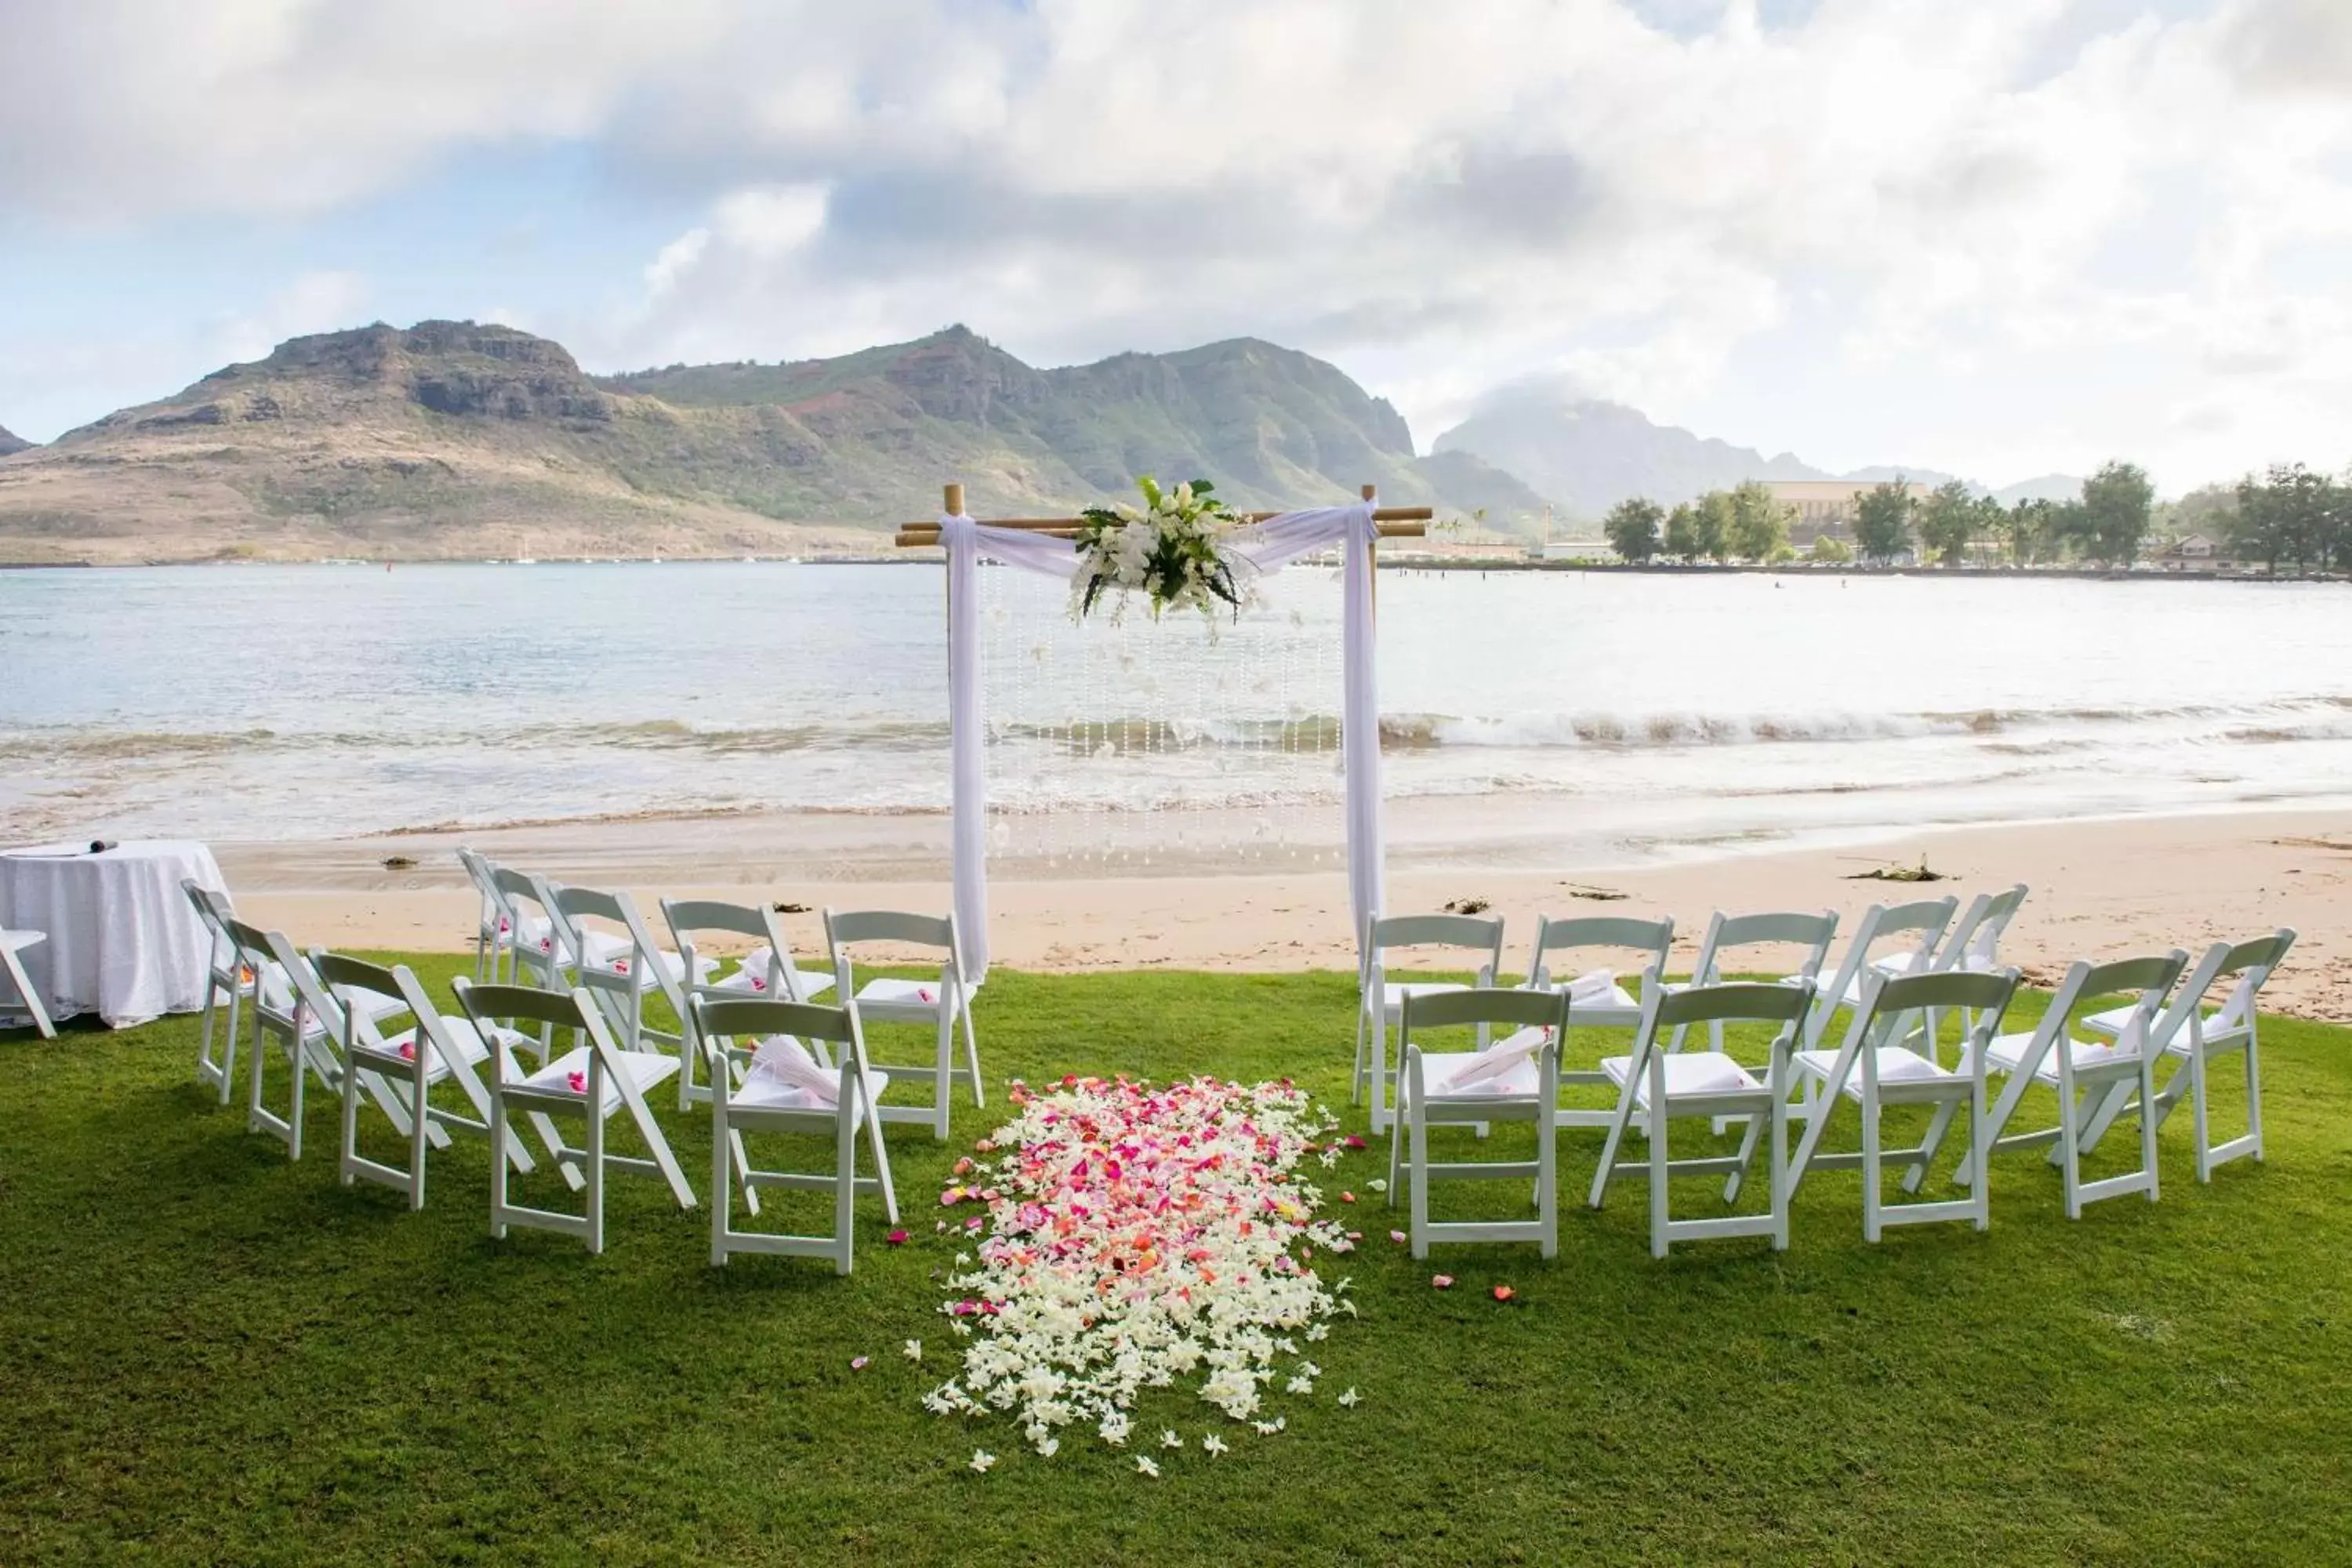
1969, 1077, 1990, 1230
2190, 1045, 2212, 1183
2244, 1033, 2265, 1167
835, 1102, 858, 1276
2059, 1087, 2084, 1221
338, 1052, 362, 1189
490, 1092, 512, 1240
1769, 1101, 1789, 1252
0, 946, 54, 1040
2139, 1058, 2161, 1204
710, 1110, 732, 1266
220, 984, 243, 1104
408, 1072, 430, 1212
1537, 1105, 1559, 1259
1387, 1109, 1404, 1207
959, 999, 984, 1109
1407, 1105, 1430, 1259
1647, 1100, 1671, 1260
933, 1009, 954, 1141
584, 1106, 606, 1256
1860, 1092, 1882, 1243
1724, 1110, 1764, 1203
1352, 1005, 1368, 1105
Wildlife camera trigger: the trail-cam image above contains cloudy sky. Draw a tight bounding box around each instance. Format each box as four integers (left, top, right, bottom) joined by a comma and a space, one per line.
2, 0, 2347, 491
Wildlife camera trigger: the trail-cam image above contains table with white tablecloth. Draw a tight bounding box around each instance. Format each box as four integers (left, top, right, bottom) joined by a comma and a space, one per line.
0, 840, 224, 1029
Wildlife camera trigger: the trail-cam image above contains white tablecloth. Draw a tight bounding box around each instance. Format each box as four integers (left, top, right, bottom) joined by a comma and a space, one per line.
0, 840, 224, 1029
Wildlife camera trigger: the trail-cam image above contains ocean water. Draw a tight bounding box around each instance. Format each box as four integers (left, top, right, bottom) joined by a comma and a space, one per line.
2, 561, 2349, 862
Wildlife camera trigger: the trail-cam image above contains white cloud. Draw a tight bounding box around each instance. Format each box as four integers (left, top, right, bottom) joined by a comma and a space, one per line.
5, 0, 2352, 487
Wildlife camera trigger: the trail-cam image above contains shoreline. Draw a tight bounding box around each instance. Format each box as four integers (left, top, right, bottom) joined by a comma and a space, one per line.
220, 802, 2350, 1023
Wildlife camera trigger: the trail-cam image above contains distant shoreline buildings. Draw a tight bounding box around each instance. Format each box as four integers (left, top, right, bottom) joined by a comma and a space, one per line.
1759, 479, 1934, 543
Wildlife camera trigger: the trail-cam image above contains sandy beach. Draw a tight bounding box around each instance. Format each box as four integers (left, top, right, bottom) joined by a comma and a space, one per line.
220, 804, 2350, 1023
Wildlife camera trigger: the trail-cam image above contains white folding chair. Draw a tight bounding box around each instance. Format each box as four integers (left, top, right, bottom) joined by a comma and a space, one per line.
547, 882, 713, 1061
660, 898, 836, 1112
1798, 897, 1958, 1051
1784, 967, 2021, 1240
229, 921, 412, 1162
1386, 986, 1568, 1258
1356, 913, 1506, 1135
823, 909, 982, 1141
183, 881, 252, 1099
1590, 975, 1815, 1258
1667, 909, 1838, 1054
1883, 884, 2028, 984
454, 979, 697, 1254
694, 995, 900, 1273
2078, 929, 2296, 1182
1958, 952, 2187, 1219
0, 926, 55, 1040
321, 951, 552, 1210
1522, 913, 1673, 1134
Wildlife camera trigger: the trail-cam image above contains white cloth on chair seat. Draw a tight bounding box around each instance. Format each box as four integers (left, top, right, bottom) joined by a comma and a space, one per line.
708, 946, 835, 999
597, 946, 717, 991
854, 975, 978, 1011
1984, 1030, 2122, 1084
1600, 1051, 1762, 1105
376, 1016, 524, 1080
1407, 1051, 1543, 1102
532, 927, 632, 967
521, 1047, 682, 1112
735, 1070, 891, 1119
1793, 1044, 1951, 1093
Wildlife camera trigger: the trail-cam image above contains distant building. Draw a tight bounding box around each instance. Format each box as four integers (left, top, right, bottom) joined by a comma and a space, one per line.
1536, 539, 1620, 562
2153, 533, 2232, 571
1761, 479, 1935, 543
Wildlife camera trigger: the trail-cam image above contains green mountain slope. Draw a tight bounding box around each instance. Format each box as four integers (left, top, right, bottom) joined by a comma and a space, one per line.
0, 321, 1550, 564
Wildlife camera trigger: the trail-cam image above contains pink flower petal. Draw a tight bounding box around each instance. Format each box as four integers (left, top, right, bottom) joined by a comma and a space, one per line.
850, 1356, 869, 1370
887, 1229, 909, 1246
1389, 1230, 1407, 1243
1432, 1274, 1454, 1290
1492, 1286, 1515, 1302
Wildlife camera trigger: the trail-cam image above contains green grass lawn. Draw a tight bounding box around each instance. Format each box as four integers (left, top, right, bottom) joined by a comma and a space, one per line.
3, 960, 2348, 1566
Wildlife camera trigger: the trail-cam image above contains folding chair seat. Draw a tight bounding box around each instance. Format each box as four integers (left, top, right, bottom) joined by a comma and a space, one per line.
0, 927, 55, 1040
1385, 986, 1569, 1258
453, 979, 696, 1254
693, 996, 900, 1272
321, 951, 554, 1210
1356, 913, 1506, 1135
1522, 914, 1672, 1133
1590, 976, 1816, 1258
1784, 968, 2021, 1240
660, 898, 835, 1112
183, 881, 254, 1099
2078, 929, 2296, 1181
824, 908, 982, 1141
1956, 952, 2187, 1219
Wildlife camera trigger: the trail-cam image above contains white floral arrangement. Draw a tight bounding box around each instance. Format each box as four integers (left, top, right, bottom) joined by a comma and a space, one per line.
924, 1073, 1356, 1465
1069, 475, 1261, 626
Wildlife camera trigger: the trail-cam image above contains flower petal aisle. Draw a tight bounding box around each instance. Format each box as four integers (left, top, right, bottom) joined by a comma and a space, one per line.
926, 1074, 1356, 1461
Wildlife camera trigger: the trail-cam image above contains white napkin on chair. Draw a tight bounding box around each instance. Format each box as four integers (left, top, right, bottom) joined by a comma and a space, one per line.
746, 1035, 840, 1107
1564, 967, 1619, 1005
1440, 1026, 1552, 1094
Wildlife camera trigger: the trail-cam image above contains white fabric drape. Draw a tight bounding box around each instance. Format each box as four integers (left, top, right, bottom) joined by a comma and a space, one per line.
939, 502, 1384, 980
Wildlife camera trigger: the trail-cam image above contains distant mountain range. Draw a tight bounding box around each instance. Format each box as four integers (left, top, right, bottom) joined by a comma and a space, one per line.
0, 423, 29, 458
0, 322, 1546, 564
1431, 385, 2078, 519
0, 320, 2079, 564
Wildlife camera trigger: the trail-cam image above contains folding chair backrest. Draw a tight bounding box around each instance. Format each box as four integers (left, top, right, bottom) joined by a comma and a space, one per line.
826, 909, 967, 989
827, 909, 956, 950
455, 978, 595, 1037
552, 884, 662, 971
2056, 953, 2189, 1058
222, 916, 290, 1014
1401, 985, 1572, 1038
2160, 928, 2296, 1047
1652, 978, 1816, 1033
664, 898, 803, 999
1812, 898, 1957, 1040
1690, 909, 1838, 983
1526, 915, 1673, 990
490, 867, 561, 968
1366, 913, 1506, 983
1941, 884, 2028, 972
1859, 967, 2020, 1063
694, 996, 858, 1054
310, 950, 408, 1051
457, 847, 499, 913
